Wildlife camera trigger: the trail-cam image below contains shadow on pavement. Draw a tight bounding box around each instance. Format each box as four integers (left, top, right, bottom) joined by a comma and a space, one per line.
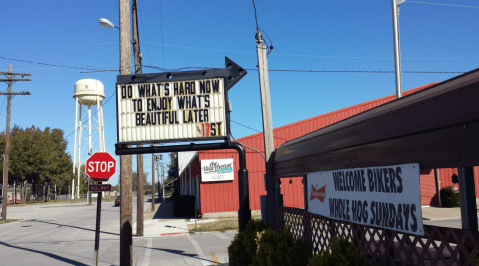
0, 241, 89, 266
153, 197, 175, 219
24, 219, 119, 236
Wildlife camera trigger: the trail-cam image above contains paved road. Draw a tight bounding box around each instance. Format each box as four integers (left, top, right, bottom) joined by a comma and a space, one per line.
0, 195, 234, 265
424, 218, 479, 229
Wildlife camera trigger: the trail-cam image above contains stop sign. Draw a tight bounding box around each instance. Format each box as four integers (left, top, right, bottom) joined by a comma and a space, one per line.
86, 152, 116, 182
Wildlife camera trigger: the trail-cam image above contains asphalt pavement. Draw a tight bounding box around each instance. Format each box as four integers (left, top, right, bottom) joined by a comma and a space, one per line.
0, 194, 234, 265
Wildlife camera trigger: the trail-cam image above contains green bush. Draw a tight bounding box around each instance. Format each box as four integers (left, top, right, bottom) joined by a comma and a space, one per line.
228, 219, 311, 266
255, 227, 311, 266
440, 186, 460, 208
172, 195, 196, 217
228, 219, 270, 266
471, 251, 479, 266
308, 236, 369, 266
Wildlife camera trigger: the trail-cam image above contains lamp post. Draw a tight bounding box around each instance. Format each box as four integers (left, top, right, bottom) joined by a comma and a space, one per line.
391, 0, 405, 99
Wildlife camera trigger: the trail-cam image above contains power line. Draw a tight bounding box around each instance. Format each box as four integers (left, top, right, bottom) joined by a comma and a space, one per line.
407, 1, 479, 9
231, 120, 261, 133
0, 42, 118, 50
245, 69, 465, 74
252, 0, 259, 32
143, 64, 464, 74
142, 42, 479, 60
0, 56, 104, 71
159, 0, 165, 68
231, 120, 289, 142
142, 64, 213, 72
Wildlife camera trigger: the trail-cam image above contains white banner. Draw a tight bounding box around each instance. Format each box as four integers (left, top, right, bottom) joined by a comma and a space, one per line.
201, 158, 234, 182
307, 163, 424, 235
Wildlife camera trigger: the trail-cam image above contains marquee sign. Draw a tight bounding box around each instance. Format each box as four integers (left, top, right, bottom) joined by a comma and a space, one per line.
307, 163, 424, 235
116, 57, 246, 145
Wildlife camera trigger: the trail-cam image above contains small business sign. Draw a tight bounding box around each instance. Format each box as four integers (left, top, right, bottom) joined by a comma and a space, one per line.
201, 158, 234, 182
307, 163, 424, 235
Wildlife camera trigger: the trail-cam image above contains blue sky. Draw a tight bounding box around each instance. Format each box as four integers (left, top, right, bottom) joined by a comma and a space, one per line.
1, 0, 478, 186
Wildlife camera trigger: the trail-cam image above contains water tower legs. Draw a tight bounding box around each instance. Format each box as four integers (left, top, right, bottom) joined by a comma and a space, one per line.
77, 107, 82, 200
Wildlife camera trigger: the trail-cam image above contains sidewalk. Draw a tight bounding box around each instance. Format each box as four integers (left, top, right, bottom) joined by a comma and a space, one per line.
133, 197, 190, 237
421, 199, 479, 220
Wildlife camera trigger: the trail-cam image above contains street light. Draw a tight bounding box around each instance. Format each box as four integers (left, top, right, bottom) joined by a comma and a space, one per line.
99, 18, 119, 29
391, 0, 405, 99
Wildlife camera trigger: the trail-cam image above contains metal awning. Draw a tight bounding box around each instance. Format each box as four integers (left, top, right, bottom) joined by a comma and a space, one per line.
273, 68, 479, 178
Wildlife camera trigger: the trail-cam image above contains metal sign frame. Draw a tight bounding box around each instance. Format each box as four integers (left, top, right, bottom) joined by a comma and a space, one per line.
115, 57, 246, 146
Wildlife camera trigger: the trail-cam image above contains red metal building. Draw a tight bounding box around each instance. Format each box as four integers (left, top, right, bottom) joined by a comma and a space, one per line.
178, 83, 479, 214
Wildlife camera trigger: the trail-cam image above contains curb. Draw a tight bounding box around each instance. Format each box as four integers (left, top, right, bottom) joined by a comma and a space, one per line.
423, 217, 462, 221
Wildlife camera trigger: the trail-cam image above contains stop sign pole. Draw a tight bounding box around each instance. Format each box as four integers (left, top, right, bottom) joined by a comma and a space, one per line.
86, 152, 116, 266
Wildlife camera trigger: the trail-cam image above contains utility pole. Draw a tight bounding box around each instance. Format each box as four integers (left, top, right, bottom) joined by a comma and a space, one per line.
391, 0, 404, 99
152, 155, 157, 211
151, 151, 155, 212
0, 64, 31, 220
255, 33, 279, 226
119, 0, 132, 264
132, 0, 144, 237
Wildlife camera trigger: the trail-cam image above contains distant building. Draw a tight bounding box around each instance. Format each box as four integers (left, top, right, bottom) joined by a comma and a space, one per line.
178, 83, 479, 215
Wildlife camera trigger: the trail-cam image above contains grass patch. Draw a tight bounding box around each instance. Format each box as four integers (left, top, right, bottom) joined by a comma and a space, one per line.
188, 214, 262, 233
6, 196, 114, 207
188, 219, 238, 232
0, 219, 20, 224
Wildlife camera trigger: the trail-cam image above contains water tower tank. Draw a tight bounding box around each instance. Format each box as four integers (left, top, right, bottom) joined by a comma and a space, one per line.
73, 79, 106, 106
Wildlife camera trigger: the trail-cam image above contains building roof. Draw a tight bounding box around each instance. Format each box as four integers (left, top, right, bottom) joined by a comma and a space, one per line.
273, 68, 479, 177
235, 82, 438, 151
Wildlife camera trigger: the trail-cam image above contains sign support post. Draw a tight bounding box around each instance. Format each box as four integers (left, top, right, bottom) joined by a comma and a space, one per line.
94, 187, 102, 266
116, 141, 251, 231
86, 152, 116, 266
458, 167, 478, 231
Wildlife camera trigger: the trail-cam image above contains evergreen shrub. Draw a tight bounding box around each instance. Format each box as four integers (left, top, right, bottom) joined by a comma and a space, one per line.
228, 219, 270, 266
255, 227, 311, 266
228, 219, 311, 266
440, 186, 460, 208
308, 236, 369, 266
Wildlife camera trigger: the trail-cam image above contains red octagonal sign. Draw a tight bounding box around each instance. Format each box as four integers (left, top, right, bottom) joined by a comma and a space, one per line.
86, 152, 116, 182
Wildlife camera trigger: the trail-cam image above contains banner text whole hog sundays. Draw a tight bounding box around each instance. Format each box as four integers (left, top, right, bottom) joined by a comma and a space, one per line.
117, 78, 227, 143
307, 163, 424, 235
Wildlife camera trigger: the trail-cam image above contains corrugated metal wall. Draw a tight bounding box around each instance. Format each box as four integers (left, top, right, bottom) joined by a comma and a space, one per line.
185, 82, 479, 213
437, 167, 479, 198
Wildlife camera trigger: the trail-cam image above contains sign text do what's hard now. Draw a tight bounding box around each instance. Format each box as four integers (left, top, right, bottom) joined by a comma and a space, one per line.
307, 163, 424, 235
117, 78, 227, 143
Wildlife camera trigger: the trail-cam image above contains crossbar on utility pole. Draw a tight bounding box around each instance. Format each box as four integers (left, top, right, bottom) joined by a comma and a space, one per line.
119, 0, 132, 264
0, 64, 31, 220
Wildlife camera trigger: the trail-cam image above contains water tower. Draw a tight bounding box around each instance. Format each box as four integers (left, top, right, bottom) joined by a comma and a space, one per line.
72, 79, 106, 200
